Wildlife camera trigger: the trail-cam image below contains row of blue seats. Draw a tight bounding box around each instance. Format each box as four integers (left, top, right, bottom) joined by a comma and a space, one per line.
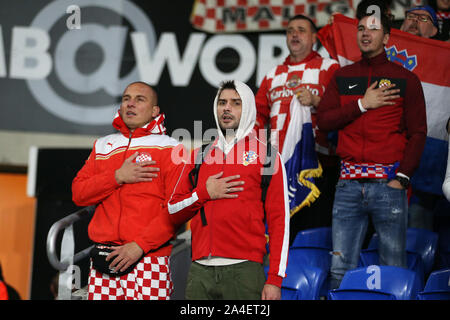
266, 248, 450, 299
267, 226, 450, 300
291, 226, 450, 274
328, 266, 450, 300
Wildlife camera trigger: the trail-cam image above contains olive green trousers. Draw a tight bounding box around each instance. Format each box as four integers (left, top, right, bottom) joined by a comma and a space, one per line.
185, 261, 266, 300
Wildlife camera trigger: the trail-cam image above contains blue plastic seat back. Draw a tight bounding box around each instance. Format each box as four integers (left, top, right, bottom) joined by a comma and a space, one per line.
281, 264, 327, 300
423, 269, 450, 291
367, 228, 438, 275
265, 247, 332, 276
288, 247, 331, 271
291, 227, 332, 250
417, 269, 450, 299
280, 250, 329, 300
329, 289, 396, 300
331, 265, 422, 300
359, 248, 425, 286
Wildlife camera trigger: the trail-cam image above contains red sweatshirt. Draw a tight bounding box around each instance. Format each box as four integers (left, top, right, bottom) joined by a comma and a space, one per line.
168, 80, 290, 288
317, 51, 427, 178
167, 135, 290, 287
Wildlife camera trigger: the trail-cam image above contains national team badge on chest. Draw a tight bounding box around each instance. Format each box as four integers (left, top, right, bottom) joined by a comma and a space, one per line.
243, 151, 258, 166
378, 79, 392, 88
136, 152, 152, 163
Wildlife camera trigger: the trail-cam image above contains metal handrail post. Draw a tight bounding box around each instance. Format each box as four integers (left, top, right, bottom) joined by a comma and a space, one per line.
46, 205, 96, 299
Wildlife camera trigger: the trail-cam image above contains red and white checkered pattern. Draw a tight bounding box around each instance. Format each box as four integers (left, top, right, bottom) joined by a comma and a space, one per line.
256, 55, 339, 153
136, 152, 152, 163
190, 0, 353, 33
87, 256, 173, 300
340, 161, 395, 179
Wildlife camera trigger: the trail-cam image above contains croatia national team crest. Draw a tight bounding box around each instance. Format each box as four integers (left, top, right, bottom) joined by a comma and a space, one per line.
136, 152, 152, 163
243, 151, 258, 166
378, 79, 392, 88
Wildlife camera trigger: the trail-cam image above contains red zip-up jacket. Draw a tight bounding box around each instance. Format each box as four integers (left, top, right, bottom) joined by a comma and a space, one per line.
317, 51, 427, 178
72, 113, 184, 255
167, 134, 290, 287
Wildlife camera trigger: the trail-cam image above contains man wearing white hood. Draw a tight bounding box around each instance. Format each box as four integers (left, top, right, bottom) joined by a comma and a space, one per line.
168, 80, 290, 300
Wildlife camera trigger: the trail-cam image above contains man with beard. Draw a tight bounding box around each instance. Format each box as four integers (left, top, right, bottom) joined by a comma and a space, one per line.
168, 80, 290, 300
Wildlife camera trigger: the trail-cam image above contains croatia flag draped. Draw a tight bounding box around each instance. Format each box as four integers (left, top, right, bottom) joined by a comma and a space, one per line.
281, 97, 322, 217
317, 14, 450, 195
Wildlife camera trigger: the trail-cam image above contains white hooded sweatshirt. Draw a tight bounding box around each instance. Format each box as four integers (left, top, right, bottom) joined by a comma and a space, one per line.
213, 80, 257, 155
168, 80, 290, 288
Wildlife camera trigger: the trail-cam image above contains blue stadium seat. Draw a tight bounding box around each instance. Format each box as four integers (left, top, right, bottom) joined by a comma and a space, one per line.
291, 227, 332, 250
281, 265, 327, 300
417, 268, 450, 300
358, 248, 425, 286
367, 228, 438, 275
281, 259, 328, 300
265, 248, 331, 300
289, 247, 331, 272
328, 265, 422, 300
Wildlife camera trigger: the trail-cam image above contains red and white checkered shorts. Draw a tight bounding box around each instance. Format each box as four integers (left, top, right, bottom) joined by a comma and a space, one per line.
87, 256, 173, 300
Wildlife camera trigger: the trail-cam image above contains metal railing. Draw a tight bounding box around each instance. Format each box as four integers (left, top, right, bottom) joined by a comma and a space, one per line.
46, 205, 192, 300
46, 205, 96, 300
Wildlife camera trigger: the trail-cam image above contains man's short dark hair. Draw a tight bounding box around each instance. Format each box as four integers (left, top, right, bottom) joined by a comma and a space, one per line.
125, 81, 159, 106
288, 14, 318, 33
217, 80, 237, 97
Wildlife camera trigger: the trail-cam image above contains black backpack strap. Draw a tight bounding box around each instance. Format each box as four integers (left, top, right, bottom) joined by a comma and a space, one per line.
261, 141, 277, 222
188, 144, 208, 188
188, 142, 213, 226
261, 141, 272, 203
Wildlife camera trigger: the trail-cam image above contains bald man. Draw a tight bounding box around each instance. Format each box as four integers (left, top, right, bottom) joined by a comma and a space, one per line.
72, 82, 185, 300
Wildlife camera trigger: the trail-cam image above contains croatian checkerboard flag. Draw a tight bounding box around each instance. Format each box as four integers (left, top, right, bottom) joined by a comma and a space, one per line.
281, 97, 322, 216
190, 0, 351, 33
317, 14, 450, 195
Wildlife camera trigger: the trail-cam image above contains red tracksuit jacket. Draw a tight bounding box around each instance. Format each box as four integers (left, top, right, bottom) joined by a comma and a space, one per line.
72, 113, 184, 256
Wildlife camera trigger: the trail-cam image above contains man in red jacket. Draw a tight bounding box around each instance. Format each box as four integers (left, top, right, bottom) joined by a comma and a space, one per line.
168, 80, 290, 300
317, 11, 427, 289
72, 82, 185, 300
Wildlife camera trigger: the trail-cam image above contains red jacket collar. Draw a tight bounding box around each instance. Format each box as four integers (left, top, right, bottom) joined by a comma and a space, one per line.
360, 50, 388, 66
112, 111, 167, 138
